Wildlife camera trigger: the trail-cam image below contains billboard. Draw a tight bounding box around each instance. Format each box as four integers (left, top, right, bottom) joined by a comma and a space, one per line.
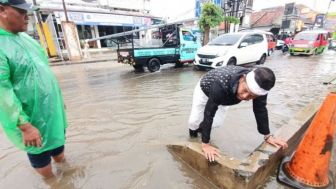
325, 13, 336, 31
314, 14, 325, 28
284, 3, 295, 15
281, 20, 291, 29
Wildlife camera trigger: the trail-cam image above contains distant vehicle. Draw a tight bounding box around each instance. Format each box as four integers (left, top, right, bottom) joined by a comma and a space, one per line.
330, 39, 336, 50
289, 30, 329, 56
276, 39, 285, 50
194, 31, 268, 69
117, 24, 201, 72
328, 32, 336, 50
282, 37, 293, 54
262, 31, 277, 56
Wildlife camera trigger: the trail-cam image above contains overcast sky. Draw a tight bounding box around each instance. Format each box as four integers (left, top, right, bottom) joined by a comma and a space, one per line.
150, 0, 336, 19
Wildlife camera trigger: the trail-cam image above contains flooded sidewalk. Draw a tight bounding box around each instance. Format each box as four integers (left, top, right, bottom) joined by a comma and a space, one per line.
0, 50, 335, 189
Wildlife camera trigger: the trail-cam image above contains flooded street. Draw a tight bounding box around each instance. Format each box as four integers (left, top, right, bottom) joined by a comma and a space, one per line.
1, 50, 335, 189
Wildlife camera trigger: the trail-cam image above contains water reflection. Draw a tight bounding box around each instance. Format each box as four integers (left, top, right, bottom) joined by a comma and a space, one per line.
0, 51, 335, 188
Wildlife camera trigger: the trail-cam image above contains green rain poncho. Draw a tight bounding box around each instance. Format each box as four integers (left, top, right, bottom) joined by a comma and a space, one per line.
0, 28, 67, 154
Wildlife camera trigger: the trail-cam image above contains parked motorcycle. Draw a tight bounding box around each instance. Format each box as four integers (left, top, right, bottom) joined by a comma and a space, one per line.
328, 40, 336, 50
282, 44, 289, 53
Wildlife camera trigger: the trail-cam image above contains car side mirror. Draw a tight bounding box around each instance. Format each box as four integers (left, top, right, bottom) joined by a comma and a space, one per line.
193, 37, 197, 42
240, 42, 248, 48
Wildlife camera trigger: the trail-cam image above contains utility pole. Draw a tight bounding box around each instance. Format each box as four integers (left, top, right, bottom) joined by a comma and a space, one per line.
62, 0, 69, 22
32, 0, 51, 57
326, 0, 333, 16
324, 0, 334, 30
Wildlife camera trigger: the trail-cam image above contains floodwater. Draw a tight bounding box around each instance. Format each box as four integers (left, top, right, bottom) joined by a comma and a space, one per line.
0, 50, 335, 189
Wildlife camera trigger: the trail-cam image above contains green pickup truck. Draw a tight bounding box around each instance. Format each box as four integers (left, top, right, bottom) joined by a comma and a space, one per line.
117, 24, 201, 72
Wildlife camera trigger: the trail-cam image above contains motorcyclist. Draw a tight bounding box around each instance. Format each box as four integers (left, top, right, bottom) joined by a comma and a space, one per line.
282, 36, 293, 53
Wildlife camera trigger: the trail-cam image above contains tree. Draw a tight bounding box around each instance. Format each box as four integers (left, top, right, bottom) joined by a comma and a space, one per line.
198, 2, 224, 45
223, 16, 240, 33
224, 16, 240, 25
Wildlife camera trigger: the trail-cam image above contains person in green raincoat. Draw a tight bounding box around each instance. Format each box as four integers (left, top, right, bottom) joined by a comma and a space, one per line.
0, 0, 67, 178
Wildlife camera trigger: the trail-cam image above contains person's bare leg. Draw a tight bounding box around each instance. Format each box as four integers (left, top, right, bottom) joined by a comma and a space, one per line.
35, 163, 54, 178
52, 151, 65, 163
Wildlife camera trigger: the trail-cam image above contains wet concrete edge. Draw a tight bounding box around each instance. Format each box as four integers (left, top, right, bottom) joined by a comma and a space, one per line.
50, 58, 117, 66
167, 91, 332, 189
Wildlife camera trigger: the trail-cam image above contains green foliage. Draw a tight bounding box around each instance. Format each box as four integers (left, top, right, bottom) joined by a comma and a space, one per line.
224, 16, 240, 24
198, 2, 224, 31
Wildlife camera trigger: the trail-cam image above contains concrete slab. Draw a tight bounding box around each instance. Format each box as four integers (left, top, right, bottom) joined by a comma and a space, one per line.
168, 91, 330, 189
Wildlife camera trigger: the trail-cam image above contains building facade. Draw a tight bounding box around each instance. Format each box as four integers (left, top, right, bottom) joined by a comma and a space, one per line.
250, 4, 318, 35
30, 0, 160, 53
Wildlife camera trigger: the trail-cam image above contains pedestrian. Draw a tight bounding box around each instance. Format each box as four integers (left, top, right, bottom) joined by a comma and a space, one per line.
83, 41, 91, 59
188, 66, 288, 162
0, 0, 68, 178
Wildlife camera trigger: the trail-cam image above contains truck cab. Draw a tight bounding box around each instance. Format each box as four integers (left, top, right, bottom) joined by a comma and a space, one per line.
117, 24, 200, 72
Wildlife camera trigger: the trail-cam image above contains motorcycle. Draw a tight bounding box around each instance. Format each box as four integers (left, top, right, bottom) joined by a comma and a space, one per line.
328, 40, 336, 50
282, 44, 289, 53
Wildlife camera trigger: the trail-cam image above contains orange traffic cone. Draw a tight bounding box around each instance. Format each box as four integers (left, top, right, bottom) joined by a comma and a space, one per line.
278, 92, 336, 189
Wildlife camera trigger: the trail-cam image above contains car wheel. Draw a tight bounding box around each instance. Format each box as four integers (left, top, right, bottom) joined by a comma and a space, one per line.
256, 54, 266, 65
147, 58, 161, 72
227, 58, 237, 66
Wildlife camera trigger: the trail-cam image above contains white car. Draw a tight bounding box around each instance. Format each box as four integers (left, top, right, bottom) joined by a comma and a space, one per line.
194, 31, 268, 69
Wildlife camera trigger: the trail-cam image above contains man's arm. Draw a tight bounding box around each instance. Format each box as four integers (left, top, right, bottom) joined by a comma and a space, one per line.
252, 95, 270, 135
199, 82, 225, 161
199, 81, 224, 143
0, 52, 41, 147
200, 98, 220, 162
0, 52, 29, 125
253, 95, 288, 149
200, 97, 218, 143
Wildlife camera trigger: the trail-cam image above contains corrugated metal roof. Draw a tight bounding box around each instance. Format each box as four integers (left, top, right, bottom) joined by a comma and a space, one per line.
251, 7, 284, 28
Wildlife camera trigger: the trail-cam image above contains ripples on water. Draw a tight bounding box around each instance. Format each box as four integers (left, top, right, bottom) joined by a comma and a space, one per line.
0, 51, 335, 189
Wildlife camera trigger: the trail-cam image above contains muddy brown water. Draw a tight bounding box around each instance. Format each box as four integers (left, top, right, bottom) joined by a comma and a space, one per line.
1, 50, 335, 189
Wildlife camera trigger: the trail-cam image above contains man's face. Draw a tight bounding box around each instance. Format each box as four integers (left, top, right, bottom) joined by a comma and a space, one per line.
0, 5, 28, 33
237, 75, 259, 101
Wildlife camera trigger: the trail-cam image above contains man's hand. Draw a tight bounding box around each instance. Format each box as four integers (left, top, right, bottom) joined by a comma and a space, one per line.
18, 123, 42, 147
265, 135, 288, 149
201, 143, 221, 162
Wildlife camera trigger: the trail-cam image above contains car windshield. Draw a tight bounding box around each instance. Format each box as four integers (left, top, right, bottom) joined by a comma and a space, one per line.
208, 34, 242, 46
294, 33, 317, 41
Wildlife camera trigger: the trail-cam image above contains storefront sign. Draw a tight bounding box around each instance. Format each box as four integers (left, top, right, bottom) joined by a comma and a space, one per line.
55, 11, 148, 26
314, 14, 325, 28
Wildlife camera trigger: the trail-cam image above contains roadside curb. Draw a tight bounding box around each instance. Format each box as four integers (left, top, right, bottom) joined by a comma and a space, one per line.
49, 58, 117, 66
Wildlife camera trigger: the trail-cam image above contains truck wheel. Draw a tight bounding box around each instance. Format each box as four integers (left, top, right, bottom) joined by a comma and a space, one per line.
227, 58, 236, 66
147, 58, 161, 72
133, 64, 144, 72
